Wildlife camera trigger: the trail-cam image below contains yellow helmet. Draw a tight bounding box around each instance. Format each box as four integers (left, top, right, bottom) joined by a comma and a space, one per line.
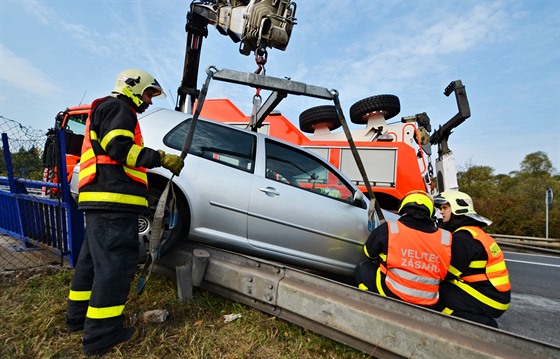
112, 69, 166, 111
398, 190, 434, 218
434, 190, 492, 225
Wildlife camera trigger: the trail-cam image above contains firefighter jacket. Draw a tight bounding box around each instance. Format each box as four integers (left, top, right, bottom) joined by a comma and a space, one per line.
78, 96, 161, 213
364, 218, 452, 306
446, 226, 511, 311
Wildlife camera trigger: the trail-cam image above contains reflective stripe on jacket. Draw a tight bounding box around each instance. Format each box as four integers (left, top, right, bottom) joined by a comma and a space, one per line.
78, 97, 149, 208
450, 226, 511, 294
379, 220, 452, 305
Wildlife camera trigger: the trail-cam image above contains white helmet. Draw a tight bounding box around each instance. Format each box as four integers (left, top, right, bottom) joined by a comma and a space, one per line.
112, 69, 166, 111
434, 190, 492, 226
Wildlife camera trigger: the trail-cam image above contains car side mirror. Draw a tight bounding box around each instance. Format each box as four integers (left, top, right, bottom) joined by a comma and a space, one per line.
352, 190, 364, 204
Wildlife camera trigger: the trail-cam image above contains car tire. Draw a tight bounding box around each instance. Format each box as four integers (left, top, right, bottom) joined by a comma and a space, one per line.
138, 184, 189, 259
299, 105, 341, 133
349, 95, 400, 124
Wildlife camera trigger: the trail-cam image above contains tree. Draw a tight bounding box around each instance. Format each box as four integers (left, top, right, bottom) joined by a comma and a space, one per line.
456, 152, 559, 238
519, 151, 555, 176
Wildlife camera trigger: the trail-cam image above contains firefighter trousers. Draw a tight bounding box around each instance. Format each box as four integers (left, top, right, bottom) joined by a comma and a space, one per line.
66, 210, 139, 351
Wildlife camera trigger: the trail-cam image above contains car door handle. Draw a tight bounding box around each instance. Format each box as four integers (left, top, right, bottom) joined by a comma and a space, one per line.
259, 186, 280, 197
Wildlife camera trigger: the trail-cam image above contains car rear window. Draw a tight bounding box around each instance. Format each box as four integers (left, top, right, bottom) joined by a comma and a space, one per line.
163, 119, 256, 173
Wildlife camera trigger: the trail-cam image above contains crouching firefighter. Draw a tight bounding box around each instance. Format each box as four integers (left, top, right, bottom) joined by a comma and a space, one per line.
65, 69, 184, 356
355, 190, 452, 308
434, 190, 511, 328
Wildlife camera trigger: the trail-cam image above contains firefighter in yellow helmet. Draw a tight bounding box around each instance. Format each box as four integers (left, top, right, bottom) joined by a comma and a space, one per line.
66, 69, 184, 356
434, 190, 511, 328
355, 190, 452, 308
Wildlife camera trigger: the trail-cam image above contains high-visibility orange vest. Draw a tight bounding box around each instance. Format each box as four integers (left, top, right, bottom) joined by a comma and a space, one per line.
379, 221, 452, 305
455, 226, 511, 292
78, 97, 147, 191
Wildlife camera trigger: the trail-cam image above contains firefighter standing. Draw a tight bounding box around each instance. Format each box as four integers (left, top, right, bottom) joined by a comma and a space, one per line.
434, 190, 511, 328
355, 191, 452, 308
65, 69, 184, 356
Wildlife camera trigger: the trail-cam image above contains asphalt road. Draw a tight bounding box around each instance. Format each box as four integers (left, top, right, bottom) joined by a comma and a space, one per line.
497, 251, 560, 347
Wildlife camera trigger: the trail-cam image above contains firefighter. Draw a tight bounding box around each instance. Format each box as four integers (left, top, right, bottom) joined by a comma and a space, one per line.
434, 190, 511, 328
355, 190, 452, 308
65, 69, 184, 356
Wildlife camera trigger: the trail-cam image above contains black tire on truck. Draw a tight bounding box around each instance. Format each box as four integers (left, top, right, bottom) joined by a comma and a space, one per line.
299, 105, 341, 133
349, 94, 400, 124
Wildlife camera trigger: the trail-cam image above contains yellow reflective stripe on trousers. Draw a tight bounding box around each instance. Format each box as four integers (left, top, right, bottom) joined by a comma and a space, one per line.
68, 289, 91, 301
450, 279, 510, 311
86, 304, 125, 319
100, 129, 134, 151
78, 191, 148, 207
442, 307, 454, 315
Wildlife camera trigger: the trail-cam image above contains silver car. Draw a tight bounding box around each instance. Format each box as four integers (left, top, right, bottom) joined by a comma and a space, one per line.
73, 107, 388, 277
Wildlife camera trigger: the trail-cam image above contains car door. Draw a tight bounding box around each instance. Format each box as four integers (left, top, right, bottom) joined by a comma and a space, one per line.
163, 118, 257, 250
247, 137, 370, 274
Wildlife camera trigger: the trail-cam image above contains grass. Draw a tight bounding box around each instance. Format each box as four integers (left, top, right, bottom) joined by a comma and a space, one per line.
0, 267, 370, 358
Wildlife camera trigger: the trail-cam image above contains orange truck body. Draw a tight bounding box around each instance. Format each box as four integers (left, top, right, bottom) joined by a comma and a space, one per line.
52, 99, 429, 211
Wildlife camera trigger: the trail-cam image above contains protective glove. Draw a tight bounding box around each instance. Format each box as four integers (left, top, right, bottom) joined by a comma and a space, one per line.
158, 150, 184, 176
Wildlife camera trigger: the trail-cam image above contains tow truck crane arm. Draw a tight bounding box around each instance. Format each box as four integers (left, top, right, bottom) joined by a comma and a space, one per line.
176, 0, 297, 113
430, 80, 471, 156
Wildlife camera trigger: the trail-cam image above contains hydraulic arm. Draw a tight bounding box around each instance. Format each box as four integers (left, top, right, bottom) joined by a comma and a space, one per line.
176, 0, 297, 113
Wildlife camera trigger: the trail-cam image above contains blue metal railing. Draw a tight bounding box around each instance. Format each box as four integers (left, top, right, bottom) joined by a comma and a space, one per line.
0, 131, 84, 267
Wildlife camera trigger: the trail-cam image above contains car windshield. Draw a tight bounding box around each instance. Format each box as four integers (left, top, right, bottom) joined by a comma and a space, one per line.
65, 113, 87, 135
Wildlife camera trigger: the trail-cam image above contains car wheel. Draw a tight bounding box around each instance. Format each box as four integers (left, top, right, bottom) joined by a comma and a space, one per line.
349, 95, 400, 124
299, 105, 341, 133
138, 184, 188, 260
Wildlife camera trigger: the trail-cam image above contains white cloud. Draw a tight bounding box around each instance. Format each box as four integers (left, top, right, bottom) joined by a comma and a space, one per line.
0, 43, 62, 96
19, 0, 54, 26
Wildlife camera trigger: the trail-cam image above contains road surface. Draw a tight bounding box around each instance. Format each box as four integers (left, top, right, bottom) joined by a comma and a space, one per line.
498, 251, 560, 347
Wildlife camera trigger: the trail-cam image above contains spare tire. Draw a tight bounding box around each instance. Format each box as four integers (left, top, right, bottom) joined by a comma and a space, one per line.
349, 94, 400, 124
299, 105, 341, 133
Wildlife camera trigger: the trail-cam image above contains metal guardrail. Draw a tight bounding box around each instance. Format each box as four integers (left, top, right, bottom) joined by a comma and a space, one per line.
491, 234, 560, 256
492, 234, 560, 248
157, 242, 560, 359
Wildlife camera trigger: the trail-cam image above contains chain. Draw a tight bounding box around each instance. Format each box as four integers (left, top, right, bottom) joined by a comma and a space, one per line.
249, 46, 268, 131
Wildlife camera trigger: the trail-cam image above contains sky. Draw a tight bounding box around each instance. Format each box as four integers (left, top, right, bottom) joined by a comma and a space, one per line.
1, 0, 559, 175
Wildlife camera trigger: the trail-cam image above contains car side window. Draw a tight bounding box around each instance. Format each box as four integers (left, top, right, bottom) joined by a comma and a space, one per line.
265, 139, 355, 203
163, 119, 256, 172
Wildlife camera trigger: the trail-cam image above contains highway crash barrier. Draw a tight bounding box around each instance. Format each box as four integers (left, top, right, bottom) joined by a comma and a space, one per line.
157, 242, 560, 359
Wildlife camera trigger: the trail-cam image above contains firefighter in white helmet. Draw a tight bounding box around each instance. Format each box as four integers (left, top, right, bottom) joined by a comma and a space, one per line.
66, 69, 184, 356
434, 190, 511, 328
355, 190, 452, 308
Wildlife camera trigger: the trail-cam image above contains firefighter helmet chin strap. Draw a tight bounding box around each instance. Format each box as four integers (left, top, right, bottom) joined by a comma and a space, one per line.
122, 87, 144, 108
